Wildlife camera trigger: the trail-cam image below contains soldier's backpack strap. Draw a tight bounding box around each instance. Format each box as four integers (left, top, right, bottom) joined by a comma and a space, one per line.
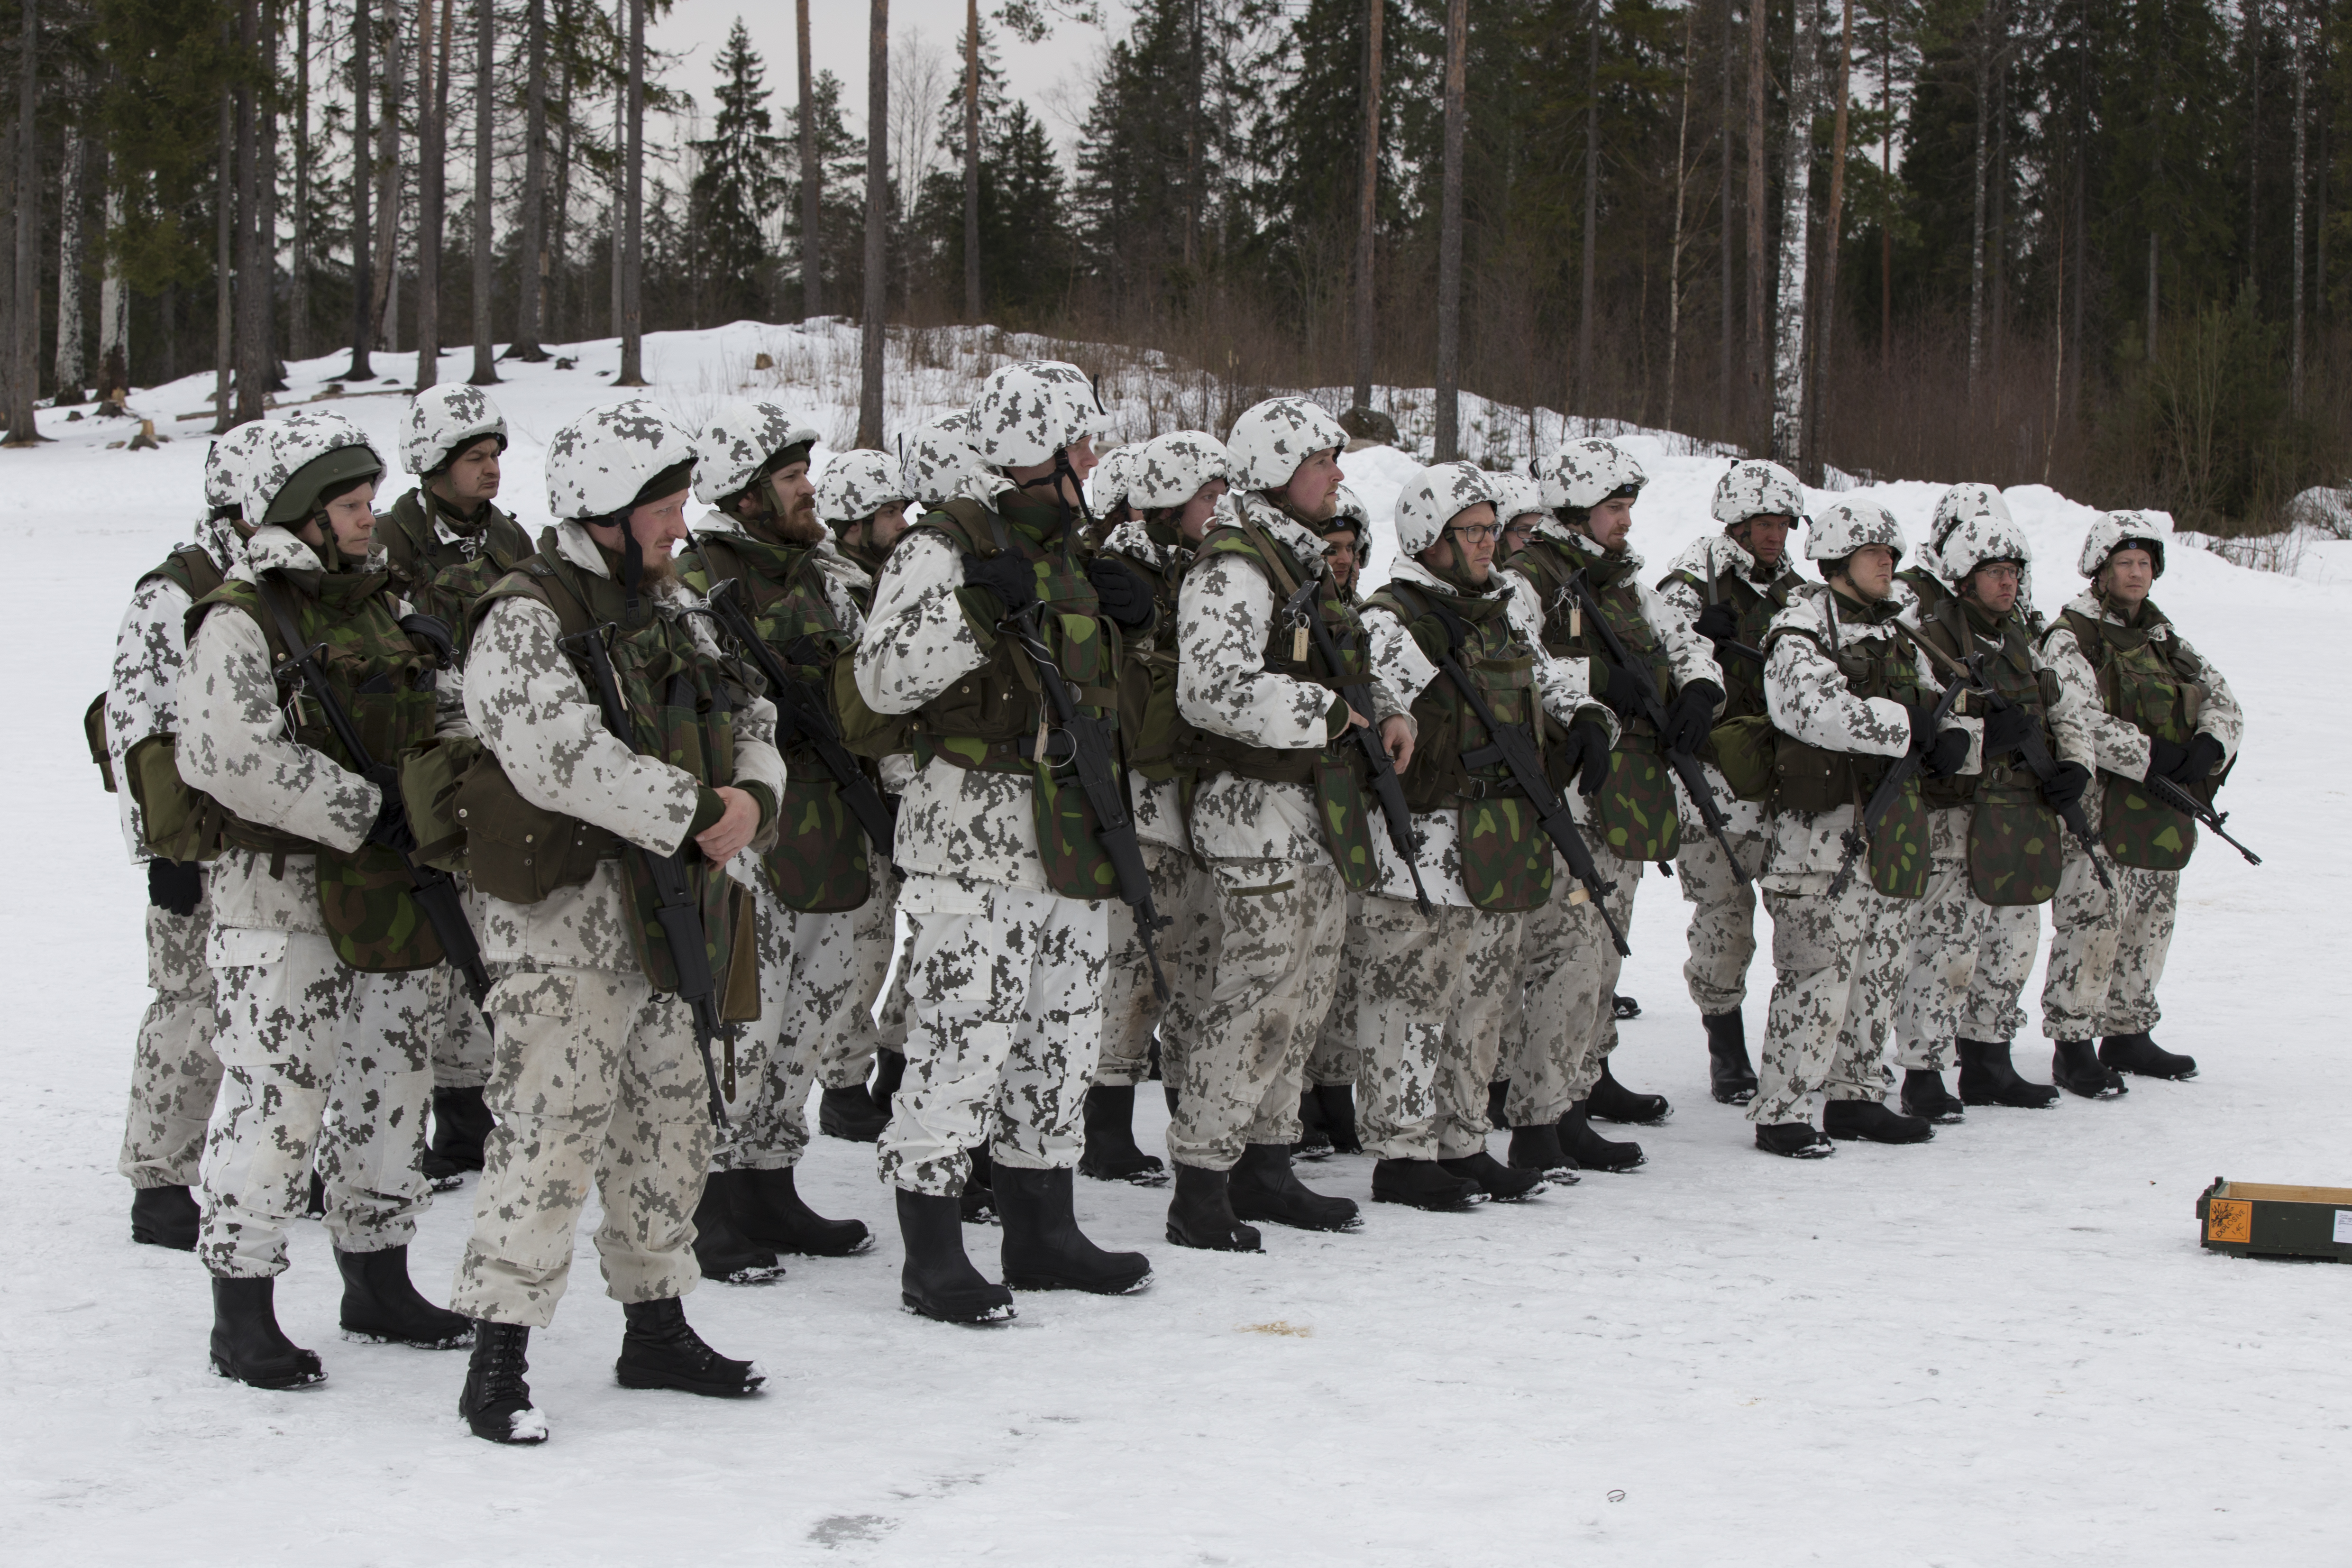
1226, 505, 1303, 598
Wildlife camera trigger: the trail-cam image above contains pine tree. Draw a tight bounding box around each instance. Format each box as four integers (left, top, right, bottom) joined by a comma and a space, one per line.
690, 18, 783, 323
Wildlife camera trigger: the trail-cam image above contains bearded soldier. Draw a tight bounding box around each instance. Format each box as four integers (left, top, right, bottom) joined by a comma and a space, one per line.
1498, 437, 1717, 1172
677, 405, 880, 1287
1656, 460, 1808, 1105
1749, 500, 1977, 1156
1297, 483, 1372, 1158
1085, 431, 1232, 1187
1352, 463, 1612, 1208
384, 385, 537, 1186
100, 420, 268, 1249
1889, 515, 2090, 1116
854, 361, 1155, 1323
449, 402, 785, 1443
179, 410, 475, 1386
2039, 510, 2242, 1087
1166, 397, 1411, 1252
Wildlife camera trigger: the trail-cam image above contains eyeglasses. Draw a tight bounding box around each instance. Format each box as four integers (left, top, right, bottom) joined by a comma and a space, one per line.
1974, 563, 2023, 583
1446, 524, 1500, 543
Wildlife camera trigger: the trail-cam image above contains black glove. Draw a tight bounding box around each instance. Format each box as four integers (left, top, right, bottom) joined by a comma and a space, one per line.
961, 553, 1037, 616
2145, 736, 2189, 782
147, 857, 203, 917
1663, 680, 1721, 756
2041, 760, 2092, 810
398, 612, 457, 665
2171, 733, 2225, 786
1904, 701, 1941, 753
1922, 727, 1972, 778
1980, 702, 2037, 760
1693, 602, 1741, 645
1084, 556, 1153, 630
1565, 716, 1614, 797
366, 767, 416, 854
1600, 658, 1651, 720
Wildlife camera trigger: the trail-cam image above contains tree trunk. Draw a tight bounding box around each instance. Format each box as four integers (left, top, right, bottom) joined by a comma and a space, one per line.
962, 0, 980, 321
1768, 0, 1815, 464
1434, 0, 1467, 459
550, 0, 574, 340
7, 0, 39, 443
99, 182, 128, 402
214, 64, 234, 431
1989, 47, 2007, 410
1353, 0, 1382, 410
55, 79, 86, 403
609, 5, 623, 343
368, 3, 405, 354
859, 0, 889, 446
1744, 0, 1766, 450
2248, 0, 2262, 294
1808, 0, 1852, 482
1718, 0, 1733, 435
1879, 0, 1890, 369
1966, 5, 1990, 403
415, 0, 450, 390
617, 0, 645, 385
291, 0, 311, 362
799, 0, 821, 318
261, 11, 284, 390
349, 0, 374, 376
512, 0, 548, 359
1575, 0, 1598, 409
1664, 1, 1694, 437
469, 0, 498, 382
2293, 0, 2307, 413
2146, 229, 2158, 357
235, 0, 267, 423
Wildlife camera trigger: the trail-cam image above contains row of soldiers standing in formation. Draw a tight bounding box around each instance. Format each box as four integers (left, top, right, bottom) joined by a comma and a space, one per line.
96, 361, 2243, 1446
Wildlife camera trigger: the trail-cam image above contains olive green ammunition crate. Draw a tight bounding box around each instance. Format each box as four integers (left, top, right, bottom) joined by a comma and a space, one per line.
2196, 1178, 2352, 1262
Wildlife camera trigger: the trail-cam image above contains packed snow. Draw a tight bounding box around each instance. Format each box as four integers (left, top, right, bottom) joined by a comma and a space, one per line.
3, 322, 2343, 1565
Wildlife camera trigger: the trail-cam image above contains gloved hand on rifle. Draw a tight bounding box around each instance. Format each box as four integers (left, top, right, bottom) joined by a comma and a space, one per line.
2169, 733, 2225, 786
1980, 701, 2037, 760
2041, 761, 2092, 810
1562, 715, 1613, 797
1084, 557, 1153, 630
1907, 702, 1972, 779
961, 553, 1038, 616
1662, 680, 1721, 756
1693, 602, 1741, 646
148, 857, 203, 917
1599, 657, 1652, 720
366, 766, 417, 854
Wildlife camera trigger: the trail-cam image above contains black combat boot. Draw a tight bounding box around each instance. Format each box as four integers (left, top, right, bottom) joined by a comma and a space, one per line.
1957, 1038, 2060, 1108
459, 1321, 547, 1445
131, 1183, 201, 1250
1506, 1123, 1578, 1182
869, 1047, 908, 1116
1560, 1100, 1646, 1171
1586, 1061, 1671, 1125
733, 1166, 873, 1256
1371, 1158, 1484, 1211
208, 1275, 325, 1389
1310, 1083, 1363, 1155
2100, 1031, 2198, 1081
1078, 1084, 1171, 1186
614, 1297, 766, 1396
1228, 1143, 1362, 1232
1899, 1069, 1967, 1124
423, 1085, 494, 1184
1486, 1080, 1510, 1128
897, 1188, 1017, 1323
1164, 1163, 1263, 1252
1292, 1090, 1333, 1160
1822, 1099, 1936, 1144
1754, 1122, 1834, 1159
1704, 1012, 1758, 1105
690, 1172, 786, 1284
2053, 1040, 2128, 1099
1612, 994, 1642, 1019
1438, 1149, 1546, 1201
995, 1165, 1153, 1294
336, 1245, 475, 1347
960, 1146, 998, 1225
818, 1082, 890, 1143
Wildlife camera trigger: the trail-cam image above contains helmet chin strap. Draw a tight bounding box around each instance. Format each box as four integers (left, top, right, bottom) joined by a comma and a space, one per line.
1014, 448, 1096, 535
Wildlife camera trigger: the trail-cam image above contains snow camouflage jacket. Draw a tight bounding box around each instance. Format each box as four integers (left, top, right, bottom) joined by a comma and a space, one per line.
1360, 556, 1614, 910
1656, 531, 1803, 837
105, 511, 242, 862
378, 486, 537, 652
462, 521, 786, 974
1103, 514, 1199, 853
1176, 491, 1414, 869
179, 525, 466, 944
1757, 582, 1983, 896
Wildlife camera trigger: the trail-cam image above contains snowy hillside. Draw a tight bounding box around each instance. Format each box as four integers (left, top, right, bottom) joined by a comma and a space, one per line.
4, 325, 2346, 1565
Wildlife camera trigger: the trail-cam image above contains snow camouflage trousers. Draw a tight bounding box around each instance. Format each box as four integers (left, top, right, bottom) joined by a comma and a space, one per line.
826, 865, 908, 1091
198, 928, 438, 1278
119, 892, 223, 1189
1895, 808, 2003, 1071
1961, 903, 2039, 1045
877, 873, 1108, 1197
430, 961, 494, 1090
449, 961, 718, 1328
1503, 847, 1643, 1126
1168, 859, 1350, 1170
1098, 842, 1219, 1089
1676, 825, 1769, 1016
1344, 898, 1517, 1160
1752, 884, 1904, 1126
1305, 890, 1366, 1090
2042, 850, 2177, 1040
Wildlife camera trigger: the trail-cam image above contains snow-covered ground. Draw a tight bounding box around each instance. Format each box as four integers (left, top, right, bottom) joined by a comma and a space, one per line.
4, 325, 2345, 1565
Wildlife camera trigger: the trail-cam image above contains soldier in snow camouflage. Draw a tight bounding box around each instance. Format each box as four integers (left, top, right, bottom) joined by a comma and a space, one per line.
1299, 484, 1373, 1154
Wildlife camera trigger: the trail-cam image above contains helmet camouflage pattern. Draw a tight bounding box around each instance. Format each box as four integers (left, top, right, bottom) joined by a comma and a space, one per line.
1225, 396, 1350, 494
1539, 436, 1647, 513
816, 448, 914, 525
248, 409, 386, 527
1937, 513, 2032, 585
693, 397, 818, 507
1929, 482, 2013, 555
1089, 442, 1141, 515
543, 401, 699, 522
1488, 472, 1546, 525
900, 411, 990, 508
401, 383, 508, 476
970, 360, 1107, 469
1803, 497, 1907, 564
1711, 459, 1805, 528
1392, 461, 1496, 558
2078, 508, 2172, 579
1129, 430, 1233, 513
1324, 481, 1371, 535
204, 420, 276, 514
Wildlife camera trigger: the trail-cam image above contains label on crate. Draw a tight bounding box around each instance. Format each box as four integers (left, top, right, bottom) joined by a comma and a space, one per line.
2334, 1210, 2352, 1245
2206, 1199, 2252, 1245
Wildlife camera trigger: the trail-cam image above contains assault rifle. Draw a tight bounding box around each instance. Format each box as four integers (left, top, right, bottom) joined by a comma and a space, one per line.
1699, 540, 1769, 668
1894, 620, 2114, 892
1281, 572, 1432, 915
703, 577, 896, 865
1564, 572, 1752, 885
559, 624, 733, 1128
256, 584, 492, 1013
998, 603, 1172, 1002
2130, 770, 2262, 866
1391, 586, 1627, 955
1826, 646, 1989, 899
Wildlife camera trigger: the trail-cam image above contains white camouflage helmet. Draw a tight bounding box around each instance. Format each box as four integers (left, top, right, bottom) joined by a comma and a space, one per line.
1804, 497, 1907, 564
900, 411, 990, 508
401, 383, 508, 476
1089, 442, 1141, 515
1539, 436, 1647, 513
969, 359, 1107, 469
1711, 458, 1806, 528
1938, 513, 2032, 584
1326, 481, 1371, 534
693, 397, 818, 507
1129, 430, 1233, 513
1929, 482, 2013, 554
204, 420, 275, 515
2078, 508, 2173, 579
543, 401, 700, 522
1225, 396, 1350, 494
816, 448, 914, 525
1490, 471, 1546, 525
248, 409, 387, 528
1393, 461, 1497, 558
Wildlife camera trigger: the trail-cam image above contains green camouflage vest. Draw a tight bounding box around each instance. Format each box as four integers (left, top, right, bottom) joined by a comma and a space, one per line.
1915, 595, 2063, 905
1661, 550, 1800, 721
89, 543, 232, 859
1112, 520, 1199, 786
191, 563, 450, 969
2054, 598, 2213, 871
382, 489, 536, 653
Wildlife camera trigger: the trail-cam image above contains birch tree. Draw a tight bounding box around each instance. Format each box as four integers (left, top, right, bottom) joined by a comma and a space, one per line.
1769, 0, 1817, 464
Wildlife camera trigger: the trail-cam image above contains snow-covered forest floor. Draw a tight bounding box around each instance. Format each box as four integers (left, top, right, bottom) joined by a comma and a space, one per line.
3, 322, 2345, 1565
